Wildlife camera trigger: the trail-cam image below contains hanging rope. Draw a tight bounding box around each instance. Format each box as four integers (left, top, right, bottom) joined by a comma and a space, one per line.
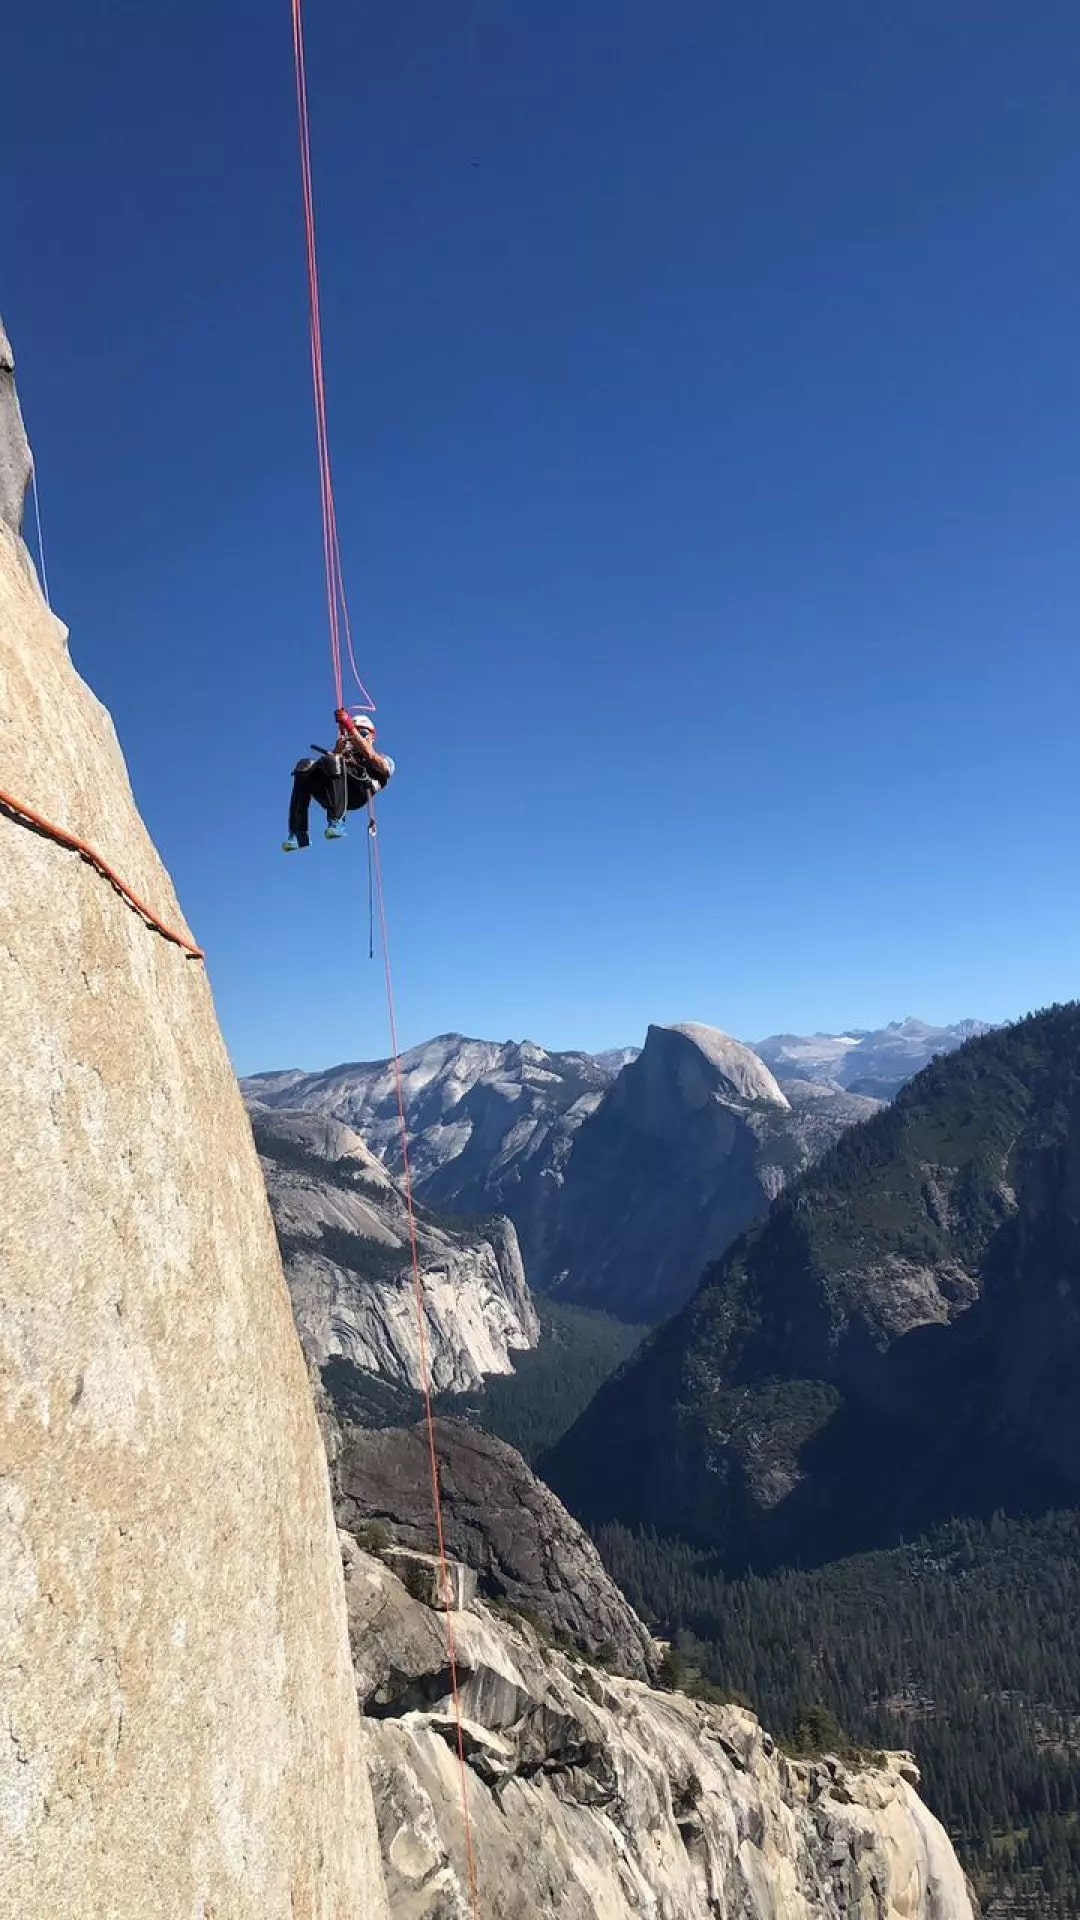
370, 804, 481, 1913
367, 818, 376, 960
289, 0, 374, 713
327, 468, 374, 709
287, 8, 479, 1910
30, 464, 50, 607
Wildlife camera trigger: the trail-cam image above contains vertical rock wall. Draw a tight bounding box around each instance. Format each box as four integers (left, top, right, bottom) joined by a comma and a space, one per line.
0, 328, 386, 1918
0, 320, 31, 539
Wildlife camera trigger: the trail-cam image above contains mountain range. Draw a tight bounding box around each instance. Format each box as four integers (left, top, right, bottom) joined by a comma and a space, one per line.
247, 1021, 899, 1323
543, 1005, 1080, 1571
530, 1023, 880, 1320
753, 1017, 994, 1101
245, 1035, 612, 1283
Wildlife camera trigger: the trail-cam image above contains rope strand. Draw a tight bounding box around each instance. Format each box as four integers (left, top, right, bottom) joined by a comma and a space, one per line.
290, 0, 376, 712
367, 818, 376, 960
30, 465, 50, 607
288, 6, 478, 1906
291, 0, 343, 706
370, 805, 481, 1914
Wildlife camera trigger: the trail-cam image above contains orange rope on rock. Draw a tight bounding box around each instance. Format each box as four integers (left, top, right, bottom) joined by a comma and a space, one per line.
370, 809, 482, 1914
0, 787, 205, 960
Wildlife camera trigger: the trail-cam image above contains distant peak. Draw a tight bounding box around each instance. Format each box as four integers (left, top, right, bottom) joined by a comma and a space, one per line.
646, 1022, 789, 1108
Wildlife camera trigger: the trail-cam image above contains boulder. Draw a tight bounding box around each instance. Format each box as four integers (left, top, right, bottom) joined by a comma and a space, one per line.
384, 1547, 479, 1612
336, 1419, 656, 1678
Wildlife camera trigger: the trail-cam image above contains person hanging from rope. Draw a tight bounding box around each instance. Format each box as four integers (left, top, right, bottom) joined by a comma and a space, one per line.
282, 709, 394, 851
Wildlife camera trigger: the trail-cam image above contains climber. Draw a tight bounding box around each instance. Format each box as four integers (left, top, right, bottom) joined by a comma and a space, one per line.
282, 709, 394, 852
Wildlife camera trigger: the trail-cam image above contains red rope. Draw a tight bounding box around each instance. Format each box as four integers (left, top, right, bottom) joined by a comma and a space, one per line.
288, 7, 477, 1903
290, 0, 376, 713
0, 788, 205, 960
290, 0, 343, 707
326, 477, 376, 711
370, 809, 482, 1915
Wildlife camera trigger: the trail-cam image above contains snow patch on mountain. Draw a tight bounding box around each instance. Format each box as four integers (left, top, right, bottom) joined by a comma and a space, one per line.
755, 1018, 992, 1099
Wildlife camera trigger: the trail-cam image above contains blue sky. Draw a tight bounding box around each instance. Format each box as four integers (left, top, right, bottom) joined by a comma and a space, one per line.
6, 1, 1080, 1072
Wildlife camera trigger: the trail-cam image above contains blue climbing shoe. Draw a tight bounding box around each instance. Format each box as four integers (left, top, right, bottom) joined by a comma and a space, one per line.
324, 817, 348, 841
281, 836, 306, 853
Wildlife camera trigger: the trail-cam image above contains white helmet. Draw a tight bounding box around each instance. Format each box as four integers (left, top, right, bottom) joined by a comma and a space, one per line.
351, 711, 376, 735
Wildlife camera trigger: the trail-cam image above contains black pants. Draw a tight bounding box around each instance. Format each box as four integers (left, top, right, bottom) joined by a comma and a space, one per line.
288, 756, 374, 847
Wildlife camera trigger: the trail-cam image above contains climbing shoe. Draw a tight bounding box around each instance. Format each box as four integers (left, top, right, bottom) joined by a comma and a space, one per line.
324, 817, 348, 840
281, 836, 306, 853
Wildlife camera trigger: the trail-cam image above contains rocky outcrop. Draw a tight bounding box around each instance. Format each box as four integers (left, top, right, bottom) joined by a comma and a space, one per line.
335, 1419, 655, 1679
0, 320, 31, 539
348, 1540, 977, 1920
250, 1101, 539, 1393
538, 1023, 872, 1321
0, 351, 386, 1916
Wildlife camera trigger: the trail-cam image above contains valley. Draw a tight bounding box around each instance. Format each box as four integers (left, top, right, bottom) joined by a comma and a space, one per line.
254, 1006, 1080, 1917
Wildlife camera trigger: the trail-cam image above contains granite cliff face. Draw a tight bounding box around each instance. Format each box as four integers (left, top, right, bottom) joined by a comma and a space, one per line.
0, 331, 386, 1918
538, 1024, 880, 1321
250, 1102, 539, 1393
0, 322, 31, 538
346, 1537, 977, 1920
333, 1417, 655, 1679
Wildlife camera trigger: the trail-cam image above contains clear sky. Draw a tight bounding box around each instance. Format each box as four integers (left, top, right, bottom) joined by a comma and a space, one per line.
6, 1, 1080, 1073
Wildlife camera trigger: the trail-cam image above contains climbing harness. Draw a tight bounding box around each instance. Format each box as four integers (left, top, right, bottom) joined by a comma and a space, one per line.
288, 5, 480, 1908
0, 788, 204, 959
